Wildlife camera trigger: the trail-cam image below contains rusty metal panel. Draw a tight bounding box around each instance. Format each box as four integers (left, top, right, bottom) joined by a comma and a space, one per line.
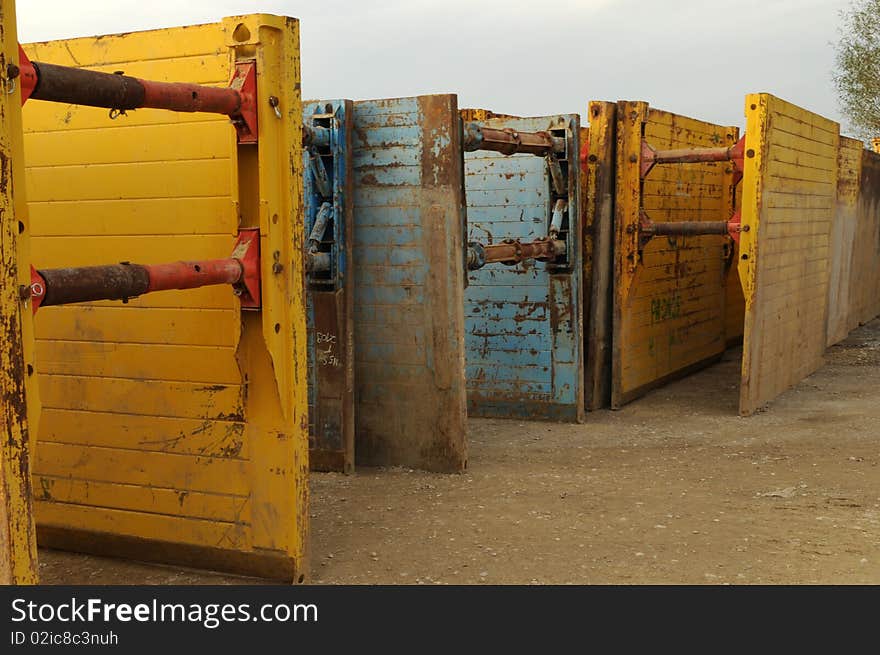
826, 136, 864, 346
24, 15, 309, 581
0, 1, 39, 585
724, 179, 745, 345
613, 102, 739, 408
459, 108, 519, 122
847, 148, 880, 329
738, 94, 840, 416
464, 115, 584, 421
351, 95, 467, 472
582, 101, 616, 409
304, 100, 355, 473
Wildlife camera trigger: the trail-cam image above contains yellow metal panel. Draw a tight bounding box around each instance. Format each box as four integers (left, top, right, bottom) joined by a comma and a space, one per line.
738, 94, 840, 416
37, 375, 244, 419
848, 149, 880, 327
459, 108, 519, 121
37, 341, 240, 383
39, 408, 247, 457
35, 307, 238, 346
25, 15, 307, 580
724, 178, 745, 344
613, 102, 739, 407
36, 478, 249, 523
826, 136, 863, 345
0, 0, 39, 585
30, 197, 237, 237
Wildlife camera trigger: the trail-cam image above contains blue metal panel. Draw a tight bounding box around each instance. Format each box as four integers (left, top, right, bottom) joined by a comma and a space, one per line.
465, 115, 584, 421
351, 95, 467, 472
303, 100, 354, 472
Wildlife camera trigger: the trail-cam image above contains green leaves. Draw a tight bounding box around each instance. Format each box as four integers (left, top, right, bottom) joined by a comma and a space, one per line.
833, 0, 880, 139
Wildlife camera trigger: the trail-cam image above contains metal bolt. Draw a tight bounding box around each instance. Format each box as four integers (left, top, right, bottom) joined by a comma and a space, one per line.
272, 262, 284, 274
18, 284, 30, 300
629, 154, 638, 163
6, 64, 20, 80
269, 95, 282, 119
742, 225, 750, 232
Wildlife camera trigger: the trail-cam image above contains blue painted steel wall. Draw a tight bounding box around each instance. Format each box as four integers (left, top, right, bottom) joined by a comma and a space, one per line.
351, 95, 467, 471
465, 115, 583, 421
303, 100, 351, 469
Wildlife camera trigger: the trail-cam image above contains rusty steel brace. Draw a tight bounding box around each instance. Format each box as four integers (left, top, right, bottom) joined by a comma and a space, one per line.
640, 135, 746, 180
634, 210, 745, 249
24, 229, 261, 313
467, 237, 566, 271
462, 122, 565, 157
12, 45, 260, 143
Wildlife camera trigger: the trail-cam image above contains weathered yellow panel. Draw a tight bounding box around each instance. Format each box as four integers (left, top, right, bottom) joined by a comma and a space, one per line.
738, 94, 840, 415
848, 149, 880, 327
826, 136, 864, 346
25, 14, 308, 580
613, 102, 739, 407
459, 108, 519, 121
724, 146, 745, 345
0, 0, 39, 585
39, 408, 247, 457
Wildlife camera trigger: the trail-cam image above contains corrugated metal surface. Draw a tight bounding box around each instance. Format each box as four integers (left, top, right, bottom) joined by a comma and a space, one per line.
613, 102, 738, 408
23, 16, 309, 580
464, 115, 584, 421
826, 136, 863, 346
351, 95, 467, 472
738, 93, 839, 416
304, 100, 355, 473
0, 1, 39, 584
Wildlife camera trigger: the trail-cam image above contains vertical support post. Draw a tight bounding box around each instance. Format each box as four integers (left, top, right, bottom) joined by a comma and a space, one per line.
612, 101, 648, 408
303, 100, 355, 474
223, 15, 308, 581
582, 101, 617, 410
0, 0, 39, 584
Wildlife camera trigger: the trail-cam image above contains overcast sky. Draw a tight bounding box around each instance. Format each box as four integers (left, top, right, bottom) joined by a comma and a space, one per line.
17, 0, 854, 134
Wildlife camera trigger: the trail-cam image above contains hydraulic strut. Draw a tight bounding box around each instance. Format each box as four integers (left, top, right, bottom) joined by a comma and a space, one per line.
467, 238, 566, 271
14, 45, 259, 143
636, 135, 747, 248
462, 122, 565, 156
25, 229, 261, 313
635, 211, 744, 248
641, 136, 745, 179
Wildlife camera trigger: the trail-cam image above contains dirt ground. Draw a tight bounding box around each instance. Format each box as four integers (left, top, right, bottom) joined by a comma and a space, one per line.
39, 320, 880, 585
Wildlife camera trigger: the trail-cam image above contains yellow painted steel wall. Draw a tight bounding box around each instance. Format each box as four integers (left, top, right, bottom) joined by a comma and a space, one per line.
724, 167, 745, 345
23, 15, 308, 580
848, 149, 880, 328
826, 136, 864, 346
738, 93, 839, 416
614, 102, 739, 407
0, 0, 39, 585
459, 108, 518, 121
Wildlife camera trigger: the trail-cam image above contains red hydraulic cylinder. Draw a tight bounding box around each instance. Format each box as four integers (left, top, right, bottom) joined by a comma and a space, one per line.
641, 136, 746, 178
144, 259, 243, 293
